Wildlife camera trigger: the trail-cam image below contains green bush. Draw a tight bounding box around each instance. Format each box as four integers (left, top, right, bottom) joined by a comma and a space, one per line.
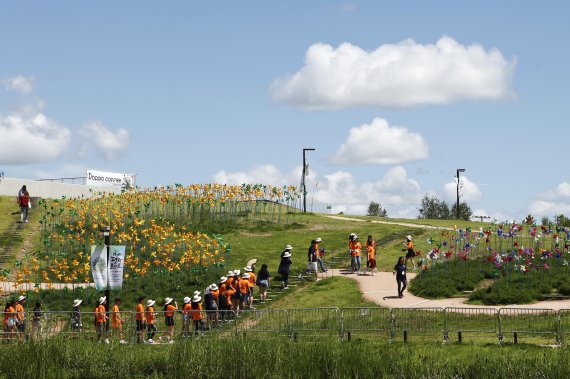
410, 259, 489, 299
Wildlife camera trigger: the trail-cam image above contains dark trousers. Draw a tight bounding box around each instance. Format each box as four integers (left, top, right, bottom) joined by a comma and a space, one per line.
397, 278, 407, 295
147, 324, 157, 340
282, 273, 289, 286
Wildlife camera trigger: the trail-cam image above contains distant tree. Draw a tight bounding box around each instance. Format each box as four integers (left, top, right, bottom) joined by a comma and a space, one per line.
417, 195, 451, 220
556, 215, 570, 227
450, 202, 473, 221
367, 201, 388, 217
541, 216, 551, 226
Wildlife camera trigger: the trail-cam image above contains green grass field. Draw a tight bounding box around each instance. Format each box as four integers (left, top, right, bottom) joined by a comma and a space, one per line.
0, 338, 568, 378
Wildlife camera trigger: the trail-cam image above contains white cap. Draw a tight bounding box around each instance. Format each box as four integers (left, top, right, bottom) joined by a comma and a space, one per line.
165, 297, 173, 305
284, 245, 293, 250
283, 252, 292, 258
407, 235, 412, 241
98, 296, 106, 305
243, 273, 250, 279
193, 296, 202, 303
193, 290, 201, 296
234, 269, 241, 276
147, 300, 156, 307
17, 295, 26, 302
315, 238, 322, 243
73, 299, 82, 307
220, 276, 228, 283
183, 297, 191, 304
209, 284, 219, 291
244, 266, 253, 272
228, 271, 234, 277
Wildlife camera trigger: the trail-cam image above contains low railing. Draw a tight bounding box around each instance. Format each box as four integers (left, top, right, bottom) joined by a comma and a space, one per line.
2, 307, 570, 345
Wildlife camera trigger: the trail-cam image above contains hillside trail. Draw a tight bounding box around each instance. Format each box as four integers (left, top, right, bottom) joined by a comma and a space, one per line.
325, 215, 453, 231
322, 269, 570, 311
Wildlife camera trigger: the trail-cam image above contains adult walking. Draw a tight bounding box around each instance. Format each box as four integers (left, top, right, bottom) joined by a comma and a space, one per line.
256, 264, 270, 303
278, 248, 292, 290
393, 257, 408, 298
17, 186, 31, 223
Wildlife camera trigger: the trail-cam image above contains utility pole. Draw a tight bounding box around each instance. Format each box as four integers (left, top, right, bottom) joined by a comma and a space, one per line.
456, 169, 466, 220
302, 148, 316, 213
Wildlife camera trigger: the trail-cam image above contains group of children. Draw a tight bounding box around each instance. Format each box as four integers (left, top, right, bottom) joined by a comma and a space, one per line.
348, 233, 378, 276
2, 234, 414, 343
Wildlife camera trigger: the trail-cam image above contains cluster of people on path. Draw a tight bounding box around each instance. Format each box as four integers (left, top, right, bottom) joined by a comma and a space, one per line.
2, 234, 415, 342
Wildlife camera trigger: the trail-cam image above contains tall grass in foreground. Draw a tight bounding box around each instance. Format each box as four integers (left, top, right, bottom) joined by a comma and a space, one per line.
1, 338, 569, 378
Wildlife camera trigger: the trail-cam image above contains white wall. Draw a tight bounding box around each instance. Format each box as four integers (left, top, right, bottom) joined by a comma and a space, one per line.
0, 177, 122, 199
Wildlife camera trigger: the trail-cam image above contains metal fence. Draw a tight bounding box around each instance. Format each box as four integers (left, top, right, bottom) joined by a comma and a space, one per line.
3, 307, 570, 345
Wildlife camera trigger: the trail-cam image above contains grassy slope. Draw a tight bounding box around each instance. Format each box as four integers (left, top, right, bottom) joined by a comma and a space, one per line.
224, 213, 432, 274
0, 196, 41, 273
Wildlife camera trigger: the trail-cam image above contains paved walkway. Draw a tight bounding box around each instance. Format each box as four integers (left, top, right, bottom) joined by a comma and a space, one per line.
324, 269, 570, 311
325, 215, 453, 231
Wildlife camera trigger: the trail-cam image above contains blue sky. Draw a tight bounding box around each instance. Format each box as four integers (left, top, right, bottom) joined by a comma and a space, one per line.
1, 1, 569, 220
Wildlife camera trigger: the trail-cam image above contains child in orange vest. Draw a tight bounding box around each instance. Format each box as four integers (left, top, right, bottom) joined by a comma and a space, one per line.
94, 296, 108, 343
191, 295, 204, 335
145, 300, 157, 343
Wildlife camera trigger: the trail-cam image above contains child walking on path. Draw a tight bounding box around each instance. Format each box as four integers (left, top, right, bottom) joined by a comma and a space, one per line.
393, 257, 408, 298
366, 235, 376, 276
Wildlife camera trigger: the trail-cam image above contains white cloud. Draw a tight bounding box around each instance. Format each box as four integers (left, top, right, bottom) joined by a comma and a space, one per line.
443, 176, 482, 203
529, 182, 570, 217
2, 76, 34, 94
79, 121, 130, 160
270, 36, 516, 110
213, 164, 423, 218
214, 164, 302, 187
315, 166, 423, 217
331, 118, 429, 165
0, 102, 71, 165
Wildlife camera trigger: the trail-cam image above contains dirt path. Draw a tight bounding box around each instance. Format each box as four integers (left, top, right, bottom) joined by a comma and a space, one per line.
322, 269, 570, 311
325, 215, 453, 231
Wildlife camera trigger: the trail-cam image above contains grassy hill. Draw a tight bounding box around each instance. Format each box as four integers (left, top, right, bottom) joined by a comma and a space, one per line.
0, 194, 476, 309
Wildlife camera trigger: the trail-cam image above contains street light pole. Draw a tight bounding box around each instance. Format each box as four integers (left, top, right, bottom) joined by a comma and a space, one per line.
302, 148, 316, 213
456, 169, 466, 220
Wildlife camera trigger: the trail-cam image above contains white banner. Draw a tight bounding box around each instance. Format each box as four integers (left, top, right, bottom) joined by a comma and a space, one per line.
85, 169, 136, 189
108, 246, 126, 290
90, 245, 108, 291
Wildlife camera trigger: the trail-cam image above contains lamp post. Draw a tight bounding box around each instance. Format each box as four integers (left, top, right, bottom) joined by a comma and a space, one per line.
100, 226, 111, 330
301, 148, 316, 213
456, 169, 466, 220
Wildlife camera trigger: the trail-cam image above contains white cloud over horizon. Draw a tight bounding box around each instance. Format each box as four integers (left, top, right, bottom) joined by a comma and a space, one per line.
0, 102, 71, 165
79, 121, 130, 161
213, 164, 423, 218
331, 118, 429, 165
2, 75, 34, 94
529, 182, 570, 217
271, 36, 516, 110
